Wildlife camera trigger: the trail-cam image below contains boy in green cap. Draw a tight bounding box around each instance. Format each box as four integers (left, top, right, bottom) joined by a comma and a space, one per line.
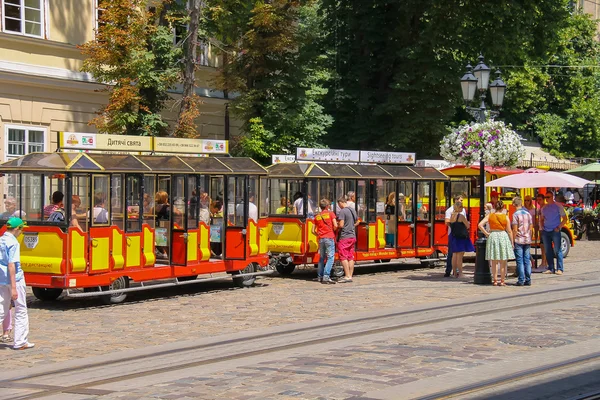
0, 217, 34, 350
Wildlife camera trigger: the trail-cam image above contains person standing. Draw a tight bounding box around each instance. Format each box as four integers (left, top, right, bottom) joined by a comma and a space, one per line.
540, 191, 568, 275
512, 197, 533, 286
478, 201, 514, 286
336, 197, 358, 283
533, 193, 548, 271
444, 195, 465, 277
312, 199, 337, 284
0, 217, 34, 350
448, 201, 474, 278
384, 192, 396, 248
490, 191, 507, 214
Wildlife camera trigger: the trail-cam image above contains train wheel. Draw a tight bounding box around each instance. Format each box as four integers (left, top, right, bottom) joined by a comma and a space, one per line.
32, 287, 63, 302
275, 263, 295, 275
101, 276, 129, 305
560, 231, 571, 258
233, 263, 256, 288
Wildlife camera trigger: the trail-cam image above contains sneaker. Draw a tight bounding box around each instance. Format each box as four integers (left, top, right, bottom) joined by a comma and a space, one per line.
444, 272, 451, 278
338, 277, 353, 283
14, 342, 35, 350
515, 282, 524, 286
321, 277, 336, 284
542, 270, 554, 274
312, 277, 322, 282
556, 270, 563, 275
0, 334, 10, 343
524, 281, 531, 286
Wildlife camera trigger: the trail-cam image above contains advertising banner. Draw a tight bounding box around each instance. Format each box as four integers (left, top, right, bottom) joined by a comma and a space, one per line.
359, 150, 415, 164
271, 154, 296, 164
154, 138, 228, 154
59, 132, 153, 153
296, 147, 360, 162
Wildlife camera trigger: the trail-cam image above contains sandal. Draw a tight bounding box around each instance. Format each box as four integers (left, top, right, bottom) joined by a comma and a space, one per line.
493, 280, 498, 286
499, 281, 506, 286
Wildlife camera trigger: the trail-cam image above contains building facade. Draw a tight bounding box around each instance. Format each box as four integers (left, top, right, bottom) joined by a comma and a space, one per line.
0, 0, 237, 168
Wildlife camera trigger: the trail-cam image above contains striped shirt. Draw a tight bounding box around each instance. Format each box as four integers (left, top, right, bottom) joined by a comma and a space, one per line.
512, 208, 533, 245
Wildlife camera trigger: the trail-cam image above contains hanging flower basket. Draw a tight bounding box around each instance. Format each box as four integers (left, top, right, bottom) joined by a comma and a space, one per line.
440, 120, 525, 168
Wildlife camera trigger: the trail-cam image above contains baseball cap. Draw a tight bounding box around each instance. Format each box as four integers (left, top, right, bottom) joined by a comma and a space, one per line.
490, 190, 499, 197
6, 217, 27, 229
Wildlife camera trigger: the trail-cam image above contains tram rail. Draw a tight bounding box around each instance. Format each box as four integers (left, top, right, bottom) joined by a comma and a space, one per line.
416, 352, 600, 400
2, 281, 599, 400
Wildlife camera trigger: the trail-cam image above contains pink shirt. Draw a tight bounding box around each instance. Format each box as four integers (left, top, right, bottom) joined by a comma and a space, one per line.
512, 208, 533, 245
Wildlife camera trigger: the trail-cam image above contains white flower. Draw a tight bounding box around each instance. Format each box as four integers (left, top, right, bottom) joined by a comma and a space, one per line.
439, 120, 524, 168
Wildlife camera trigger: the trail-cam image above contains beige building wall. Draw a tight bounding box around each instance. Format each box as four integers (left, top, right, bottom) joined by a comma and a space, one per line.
0, 0, 237, 166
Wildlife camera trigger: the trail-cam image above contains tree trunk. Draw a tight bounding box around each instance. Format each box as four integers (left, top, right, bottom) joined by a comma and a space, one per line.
175, 0, 202, 137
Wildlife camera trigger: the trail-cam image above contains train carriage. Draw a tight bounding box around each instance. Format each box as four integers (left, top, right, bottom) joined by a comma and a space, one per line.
265, 158, 450, 275
0, 148, 271, 304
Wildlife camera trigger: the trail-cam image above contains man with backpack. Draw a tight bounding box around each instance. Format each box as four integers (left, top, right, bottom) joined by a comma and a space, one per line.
336, 196, 359, 283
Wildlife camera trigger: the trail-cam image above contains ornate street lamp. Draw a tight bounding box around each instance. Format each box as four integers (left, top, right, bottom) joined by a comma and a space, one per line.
459, 54, 507, 285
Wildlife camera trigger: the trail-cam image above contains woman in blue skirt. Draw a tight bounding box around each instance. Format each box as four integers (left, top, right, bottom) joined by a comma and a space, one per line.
449, 201, 475, 277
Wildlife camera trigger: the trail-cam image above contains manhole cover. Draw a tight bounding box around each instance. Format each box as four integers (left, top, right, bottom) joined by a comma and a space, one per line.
499, 336, 572, 348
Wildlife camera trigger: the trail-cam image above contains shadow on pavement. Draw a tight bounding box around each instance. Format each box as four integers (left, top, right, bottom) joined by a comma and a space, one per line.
26, 280, 270, 311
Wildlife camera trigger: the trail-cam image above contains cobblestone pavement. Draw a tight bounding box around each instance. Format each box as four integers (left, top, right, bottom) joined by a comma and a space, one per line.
1, 240, 598, 375
92, 301, 600, 400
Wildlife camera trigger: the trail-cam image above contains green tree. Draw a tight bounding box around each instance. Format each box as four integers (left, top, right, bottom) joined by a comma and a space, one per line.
203, 0, 332, 163
320, 0, 572, 157
506, 11, 600, 158
80, 0, 181, 136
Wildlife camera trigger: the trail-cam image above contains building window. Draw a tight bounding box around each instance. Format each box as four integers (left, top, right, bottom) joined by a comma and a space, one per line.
5, 125, 46, 159
94, 0, 106, 36
2, 0, 44, 37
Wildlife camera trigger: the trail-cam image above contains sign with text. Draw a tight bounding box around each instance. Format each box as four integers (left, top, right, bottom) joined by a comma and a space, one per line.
272, 154, 296, 164
296, 147, 360, 162
154, 138, 228, 154
359, 150, 415, 164
59, 132, 153, 153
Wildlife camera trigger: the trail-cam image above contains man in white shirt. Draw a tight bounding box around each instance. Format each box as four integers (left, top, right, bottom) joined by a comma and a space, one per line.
293, 193, 315, 218
236, 193, 258, 223
444, 195, 466, 277
248, 193, 258, 222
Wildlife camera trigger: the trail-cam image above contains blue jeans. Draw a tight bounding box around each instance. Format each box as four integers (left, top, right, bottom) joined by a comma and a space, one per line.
514, 243, 531, 284
317, 238, 336, 278
541, 230, 563, 272
445, 238, 453, 275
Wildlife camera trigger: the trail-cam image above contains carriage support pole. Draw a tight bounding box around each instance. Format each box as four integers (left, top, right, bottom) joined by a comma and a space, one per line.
474, 151, 492, 284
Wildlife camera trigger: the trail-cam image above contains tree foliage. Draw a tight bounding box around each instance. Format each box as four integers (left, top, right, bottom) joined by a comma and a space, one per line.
80, 0, 181, 136
203, 0, 332, 163
504, 11, 600, 158
320, 0, 573, 157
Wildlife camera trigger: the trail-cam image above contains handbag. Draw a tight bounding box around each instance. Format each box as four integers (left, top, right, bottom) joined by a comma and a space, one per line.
451, 217, 469, 239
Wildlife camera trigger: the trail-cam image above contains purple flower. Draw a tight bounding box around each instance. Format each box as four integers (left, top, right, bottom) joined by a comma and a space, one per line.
466, 141, 471, 146
478, 132, 483, 137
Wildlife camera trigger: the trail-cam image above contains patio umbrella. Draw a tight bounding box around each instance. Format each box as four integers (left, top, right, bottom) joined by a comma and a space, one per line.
564, 162, 600, 182
485, 168, 593, 189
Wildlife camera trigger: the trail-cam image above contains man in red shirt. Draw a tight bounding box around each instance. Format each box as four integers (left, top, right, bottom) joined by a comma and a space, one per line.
312, 199, 337, 284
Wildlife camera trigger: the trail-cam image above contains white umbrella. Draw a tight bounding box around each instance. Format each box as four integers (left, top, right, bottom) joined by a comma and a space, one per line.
485, 168, 593, 189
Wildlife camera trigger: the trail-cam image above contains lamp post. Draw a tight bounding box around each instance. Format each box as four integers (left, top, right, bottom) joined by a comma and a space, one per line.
460, 54, 507, 285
